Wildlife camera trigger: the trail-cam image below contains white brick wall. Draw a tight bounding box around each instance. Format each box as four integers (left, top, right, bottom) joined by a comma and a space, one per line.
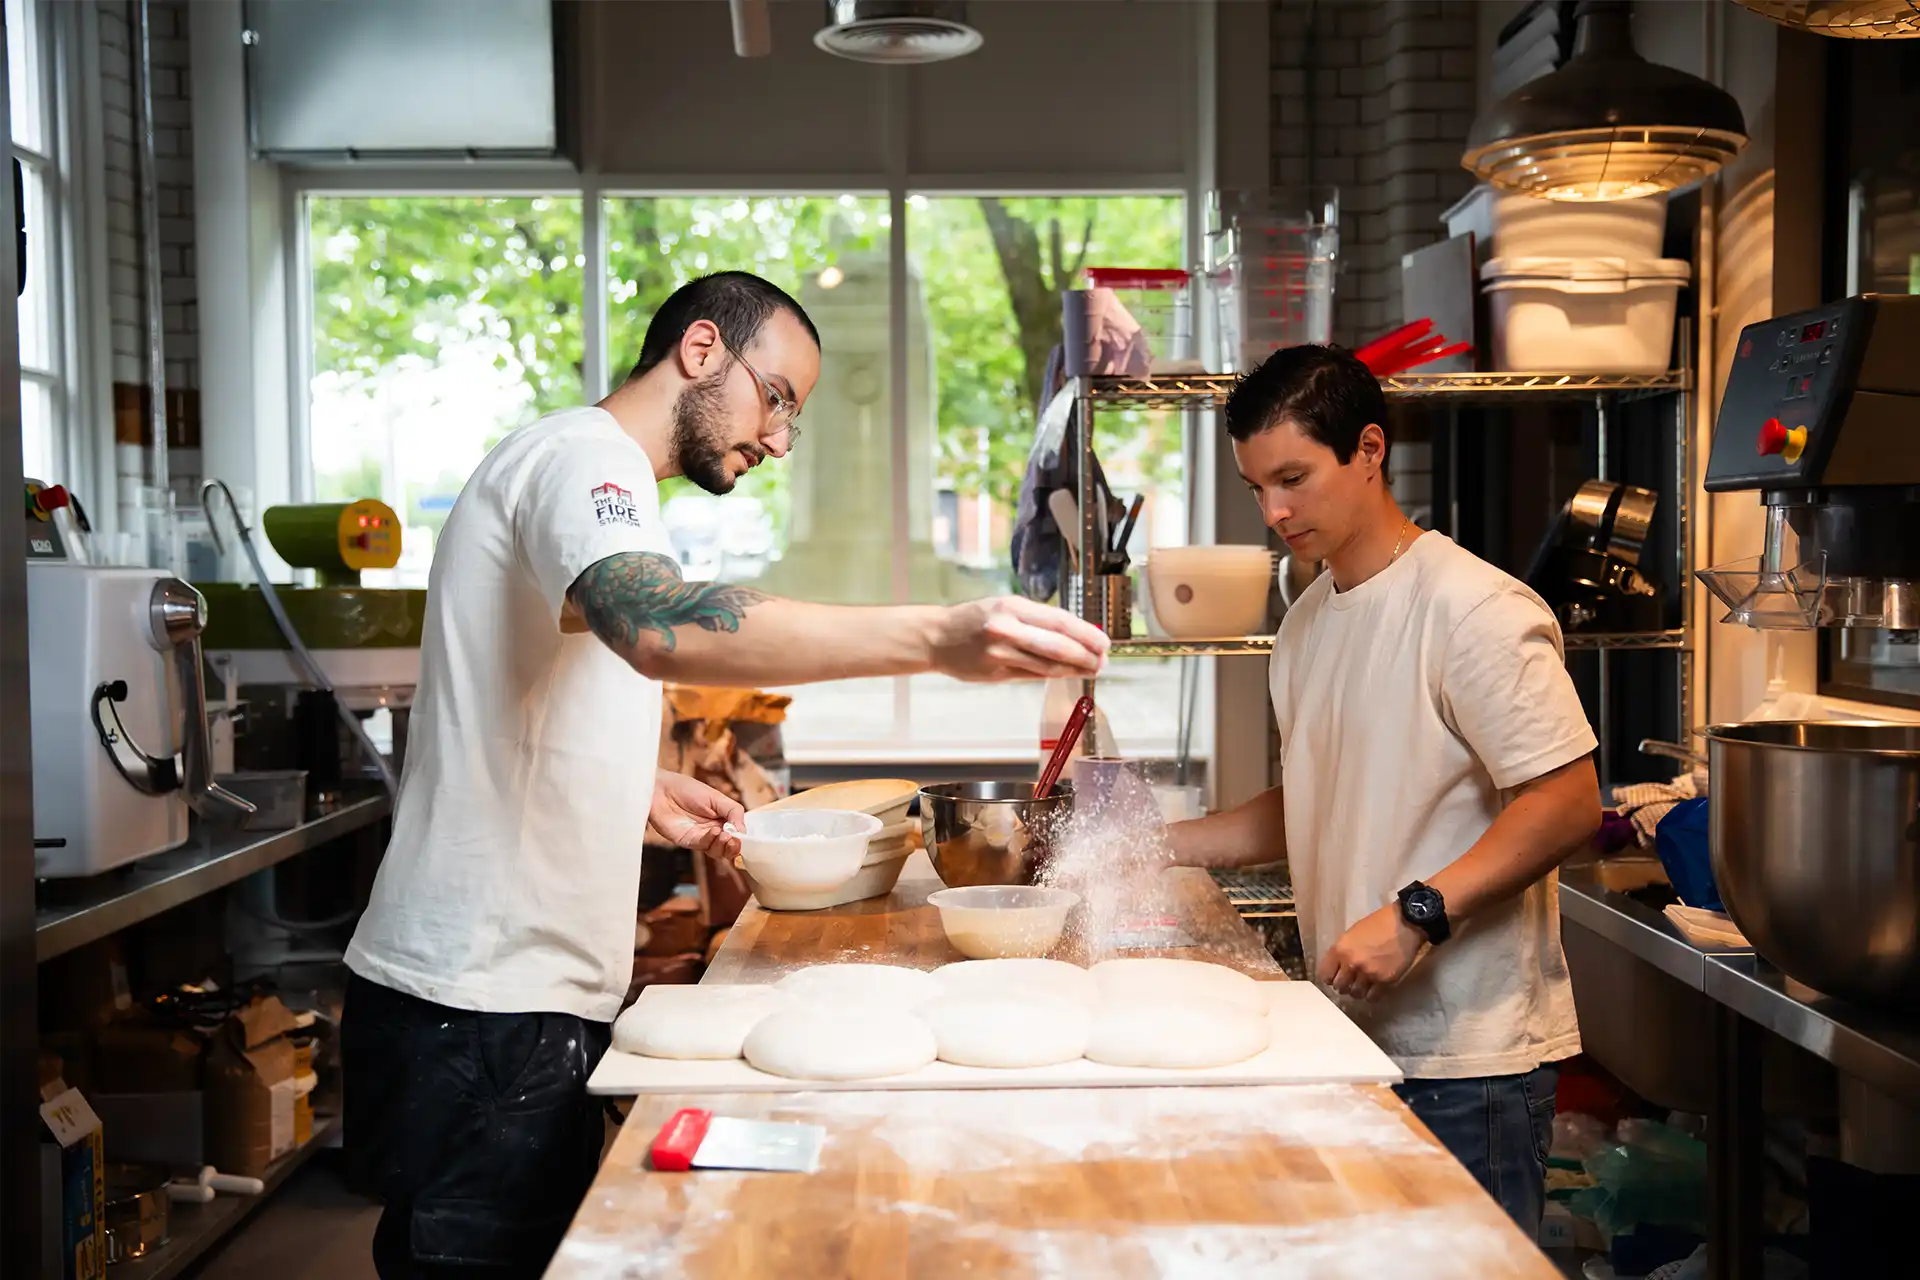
1271, 0, 1478, 347
100, 0, 198, 492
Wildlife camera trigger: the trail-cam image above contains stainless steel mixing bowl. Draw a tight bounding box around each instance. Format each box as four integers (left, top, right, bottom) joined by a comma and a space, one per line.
1707, 720, 1920, 1009
920, 781, 1074, 887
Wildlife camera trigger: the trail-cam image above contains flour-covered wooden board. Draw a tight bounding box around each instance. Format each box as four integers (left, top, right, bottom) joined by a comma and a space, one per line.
587, 980, 1400, 1095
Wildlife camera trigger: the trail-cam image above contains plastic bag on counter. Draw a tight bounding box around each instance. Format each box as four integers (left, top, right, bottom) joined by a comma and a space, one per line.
1569, 1118, 1709, 1240
1654, 798, 1718, 910
651, 685, 792, 929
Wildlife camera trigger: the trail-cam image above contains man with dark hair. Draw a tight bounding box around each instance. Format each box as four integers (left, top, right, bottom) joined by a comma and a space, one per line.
1168, 344, 1600, 1236
342, 271, 1108, 1278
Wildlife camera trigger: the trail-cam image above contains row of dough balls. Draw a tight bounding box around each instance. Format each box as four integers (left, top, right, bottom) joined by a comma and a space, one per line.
611, 958, 1276, 1081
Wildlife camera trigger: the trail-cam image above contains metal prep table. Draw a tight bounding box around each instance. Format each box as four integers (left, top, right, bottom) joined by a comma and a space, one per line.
1559, 864, 1920, 1280
550, 853, 1562, 1279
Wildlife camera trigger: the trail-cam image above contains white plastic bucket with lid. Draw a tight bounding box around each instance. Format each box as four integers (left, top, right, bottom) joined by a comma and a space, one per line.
1481, 256, 1692, 374
1443, 184, 1668, 261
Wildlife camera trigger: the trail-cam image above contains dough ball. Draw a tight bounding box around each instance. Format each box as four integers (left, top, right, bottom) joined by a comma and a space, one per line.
612, 985, 787, 1060
775, 963, 938, 1012
931, 958, 1094, 1008
919, 994, 1092, 1068
742, 1006, 937, 1081
1090, 957, 1272, 1016
1085, 996, 1272, 1069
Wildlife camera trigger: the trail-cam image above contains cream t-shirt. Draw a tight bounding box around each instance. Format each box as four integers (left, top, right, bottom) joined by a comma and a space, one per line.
1270, 532, 1595, 1078
346, 407, 675, 1022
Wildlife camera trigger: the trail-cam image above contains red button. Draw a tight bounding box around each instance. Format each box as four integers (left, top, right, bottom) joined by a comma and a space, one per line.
1758, 418, 1788, 456
34, 484, 70, 512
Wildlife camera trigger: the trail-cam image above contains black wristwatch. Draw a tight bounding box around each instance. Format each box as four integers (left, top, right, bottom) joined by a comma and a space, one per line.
1397, 881, 1451, 946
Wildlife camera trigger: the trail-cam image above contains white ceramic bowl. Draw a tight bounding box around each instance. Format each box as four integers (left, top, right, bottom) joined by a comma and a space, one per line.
737, 809, 882, 893
927, 885, 1080, 960
1145, 546, 1277, 638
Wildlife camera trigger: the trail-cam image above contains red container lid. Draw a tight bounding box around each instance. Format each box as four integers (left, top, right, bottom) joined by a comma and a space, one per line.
1084, 267, 1191, 291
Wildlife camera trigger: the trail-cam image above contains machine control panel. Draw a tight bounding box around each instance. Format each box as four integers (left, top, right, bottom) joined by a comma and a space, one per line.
336, 498, 400, 571
1706, 294, 1920, 492
22, 479, 69, 560
1705, 298, 1867, 492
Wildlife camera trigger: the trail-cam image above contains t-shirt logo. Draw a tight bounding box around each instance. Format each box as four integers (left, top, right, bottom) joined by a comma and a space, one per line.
591, 482, 642, 528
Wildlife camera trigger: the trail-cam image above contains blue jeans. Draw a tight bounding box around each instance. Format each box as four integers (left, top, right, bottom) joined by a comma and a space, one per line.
1393, 1063, 1558, 1239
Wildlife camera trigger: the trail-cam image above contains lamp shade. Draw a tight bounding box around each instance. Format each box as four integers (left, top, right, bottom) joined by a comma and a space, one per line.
1733, 0, 1920, 38
1463, 0, 1748, 202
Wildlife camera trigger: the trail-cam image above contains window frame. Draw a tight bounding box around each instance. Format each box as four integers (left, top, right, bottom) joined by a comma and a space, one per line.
287, 169, 1206, 765
8, 0, 90, 490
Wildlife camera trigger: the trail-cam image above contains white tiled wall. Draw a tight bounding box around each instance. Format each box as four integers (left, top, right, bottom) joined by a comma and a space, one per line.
1271, 0, 1479, 347
100, 0, 198, 495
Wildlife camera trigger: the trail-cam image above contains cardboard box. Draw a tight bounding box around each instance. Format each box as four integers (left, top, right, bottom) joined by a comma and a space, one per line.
204, 995, 302, 1178
93, 1023, 205, 1093
39, 1087, 105, 1280
92, 1091, 205, 1167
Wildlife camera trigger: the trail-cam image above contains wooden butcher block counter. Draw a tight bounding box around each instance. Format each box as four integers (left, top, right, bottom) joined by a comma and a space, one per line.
548, 854, 1559, 1279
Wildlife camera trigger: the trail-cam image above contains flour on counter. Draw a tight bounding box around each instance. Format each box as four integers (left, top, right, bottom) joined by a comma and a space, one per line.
820, 1084, 1432, 1171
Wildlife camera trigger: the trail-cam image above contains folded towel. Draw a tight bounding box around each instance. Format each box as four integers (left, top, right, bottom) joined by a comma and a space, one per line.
1610, 769, 1707, 847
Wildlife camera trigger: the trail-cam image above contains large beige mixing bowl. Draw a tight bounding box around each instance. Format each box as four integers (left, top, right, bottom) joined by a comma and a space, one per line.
1707, 720, 1920, 1009
920, 781, 1074, 887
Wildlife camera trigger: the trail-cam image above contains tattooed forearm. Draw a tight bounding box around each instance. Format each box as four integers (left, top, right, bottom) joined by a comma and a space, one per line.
569, 553, 768, 653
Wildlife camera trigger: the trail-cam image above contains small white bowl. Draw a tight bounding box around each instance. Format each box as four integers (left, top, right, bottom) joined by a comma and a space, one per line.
737, 809, 882, 893
927, 885, 1081, 959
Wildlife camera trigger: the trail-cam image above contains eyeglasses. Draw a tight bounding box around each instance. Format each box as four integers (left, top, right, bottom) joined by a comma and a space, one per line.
721, 338, 802, 447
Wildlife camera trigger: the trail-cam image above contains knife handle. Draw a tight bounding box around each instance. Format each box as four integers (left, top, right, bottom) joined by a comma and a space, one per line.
649, 1107, 715, 1172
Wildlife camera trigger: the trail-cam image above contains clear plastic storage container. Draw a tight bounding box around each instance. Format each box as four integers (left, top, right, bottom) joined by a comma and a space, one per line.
1206, 201, 1339, 372
1079, 267, 1198, 376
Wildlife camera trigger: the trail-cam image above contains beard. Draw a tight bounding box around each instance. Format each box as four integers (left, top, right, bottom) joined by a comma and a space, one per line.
671, 370, 746, 495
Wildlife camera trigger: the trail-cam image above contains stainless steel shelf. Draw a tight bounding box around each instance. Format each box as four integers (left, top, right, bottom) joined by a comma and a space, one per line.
1111, 631, 1686, 657
35, 795, 392, 962
1081, 370, 1688, 410
1380, 370, 1689, 401
115, 1113, 340, 1280
1559, 870, 1920, 1109
1109, 635, 1273, 658
1562, 630, 1690, 651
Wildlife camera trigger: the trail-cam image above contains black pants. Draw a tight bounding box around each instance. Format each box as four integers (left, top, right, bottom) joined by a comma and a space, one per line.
341, 974, 612, 1279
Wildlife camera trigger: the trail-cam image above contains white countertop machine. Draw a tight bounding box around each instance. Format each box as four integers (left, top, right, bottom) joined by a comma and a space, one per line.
25, 479, 252, 877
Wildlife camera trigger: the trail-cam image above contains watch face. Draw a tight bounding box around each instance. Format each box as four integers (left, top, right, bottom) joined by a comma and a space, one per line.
1406, 895, 1437, 921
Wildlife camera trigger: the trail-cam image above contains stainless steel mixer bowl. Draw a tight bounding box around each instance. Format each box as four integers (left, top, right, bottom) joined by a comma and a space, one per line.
920, 781, 1074, 887
1706, 720, 1920, 1009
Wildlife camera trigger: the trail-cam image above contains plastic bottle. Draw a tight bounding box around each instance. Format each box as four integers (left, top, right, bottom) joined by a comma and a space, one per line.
1038, 677, 1114, 768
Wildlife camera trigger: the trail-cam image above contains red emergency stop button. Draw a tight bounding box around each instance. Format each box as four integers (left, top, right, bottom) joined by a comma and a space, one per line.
1758, 418, 1787, 455
1758, 418, 1808, 463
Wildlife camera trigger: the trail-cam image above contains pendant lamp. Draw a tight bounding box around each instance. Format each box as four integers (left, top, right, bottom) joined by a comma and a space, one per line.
1733, 0, 1920, 38
1463, 0, 1749, 202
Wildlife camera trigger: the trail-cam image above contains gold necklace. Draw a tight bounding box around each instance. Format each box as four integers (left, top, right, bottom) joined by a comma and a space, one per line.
1389, 518, 1413, 563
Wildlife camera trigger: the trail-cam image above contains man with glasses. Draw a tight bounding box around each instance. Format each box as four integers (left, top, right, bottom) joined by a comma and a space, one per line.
342, 271, 1109, 1279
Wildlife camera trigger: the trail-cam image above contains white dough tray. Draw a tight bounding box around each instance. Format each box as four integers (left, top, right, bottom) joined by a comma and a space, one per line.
587, 981, 1402, 1096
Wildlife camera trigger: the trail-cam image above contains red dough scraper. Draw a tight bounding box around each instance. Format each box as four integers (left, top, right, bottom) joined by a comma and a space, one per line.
648, 1107, 825, 1174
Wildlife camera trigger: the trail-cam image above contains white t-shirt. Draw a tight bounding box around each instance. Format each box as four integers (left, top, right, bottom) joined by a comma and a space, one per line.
1270, 532, 1595, 1079
346, 407, 675, 1022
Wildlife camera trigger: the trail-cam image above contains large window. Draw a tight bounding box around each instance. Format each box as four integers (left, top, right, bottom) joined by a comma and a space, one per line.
9, 0, 70, 483
302, 190, 1190, 759
307, 196, 584, 585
